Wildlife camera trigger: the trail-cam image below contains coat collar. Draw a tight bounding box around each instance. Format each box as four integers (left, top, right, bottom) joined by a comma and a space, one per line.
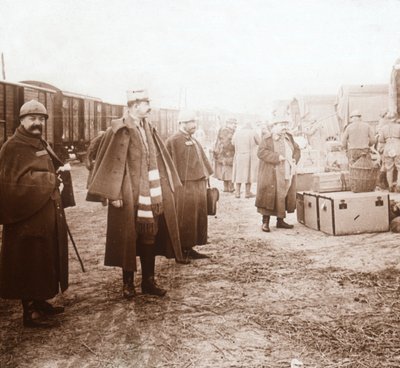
111, 112, 149, 133
14, 126, 43, 149
178, 128, 191, 139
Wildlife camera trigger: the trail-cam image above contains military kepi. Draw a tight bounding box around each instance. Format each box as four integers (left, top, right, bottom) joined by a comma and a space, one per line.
126, 90, 149, 103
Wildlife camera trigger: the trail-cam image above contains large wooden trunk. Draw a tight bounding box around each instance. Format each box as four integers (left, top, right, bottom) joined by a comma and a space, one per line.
296, 192, 305, 225
318, 191, 389, 235
312, 171, 350, 193
303, 192, 320, 230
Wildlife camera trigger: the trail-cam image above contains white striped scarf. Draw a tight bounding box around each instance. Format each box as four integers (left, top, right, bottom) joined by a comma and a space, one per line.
136, 119, 163, 234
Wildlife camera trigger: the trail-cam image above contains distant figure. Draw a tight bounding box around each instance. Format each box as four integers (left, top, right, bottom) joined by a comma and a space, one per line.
166, 110, 213, 259
85, 130, 105, 188
303, 119, 325, 152
256, 119, 301, 232
0, 100, 70, 328
376, 110, 391, 189
341, 110, 375, 165
379, 117, 400, 192
193, 124, 206, 149
213, 118, 237, 192
232, 122, 260, 198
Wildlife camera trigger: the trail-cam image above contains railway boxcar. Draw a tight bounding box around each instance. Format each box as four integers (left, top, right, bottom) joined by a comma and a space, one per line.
0, 80, 57, 149
22, 81, 124, 159
150, 107, 179, 140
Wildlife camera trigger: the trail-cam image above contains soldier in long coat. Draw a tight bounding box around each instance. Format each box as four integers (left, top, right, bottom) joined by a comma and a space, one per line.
232, 122, 260, 198
213, 119, 237, 192
379, 117, 400, 192
87, 90, 187, 299
0, 100, 69, 328
85, 130, 105, 188
166, 110, 214, 259
255, 119, 301, 232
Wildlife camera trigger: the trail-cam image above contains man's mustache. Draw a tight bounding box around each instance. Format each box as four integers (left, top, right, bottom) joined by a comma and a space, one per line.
29, 125, 43, 133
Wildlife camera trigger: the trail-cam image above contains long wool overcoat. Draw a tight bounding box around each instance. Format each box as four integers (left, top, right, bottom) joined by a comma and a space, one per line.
87, 115, 185, 270
232, 127, 260, 184
165, 130, 214, 250
255, 132, 301, 216
0, 127, 68, 300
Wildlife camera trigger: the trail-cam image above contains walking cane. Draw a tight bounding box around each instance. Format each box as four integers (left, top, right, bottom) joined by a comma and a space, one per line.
66, 223, 86, 273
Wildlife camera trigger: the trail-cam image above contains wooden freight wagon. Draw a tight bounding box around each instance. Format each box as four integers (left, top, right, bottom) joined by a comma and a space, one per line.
150, 108, 179, 140
0, 80, 57, 149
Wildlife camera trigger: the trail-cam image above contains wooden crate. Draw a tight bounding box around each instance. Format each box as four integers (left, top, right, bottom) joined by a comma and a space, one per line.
312, 171, 350, 193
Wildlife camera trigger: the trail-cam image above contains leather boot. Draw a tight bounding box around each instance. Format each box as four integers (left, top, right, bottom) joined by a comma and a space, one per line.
235, 183, 241, 198
229, 181, 235, 192
277, 218, 294, 229
122, 270, 136, 299
223, 181, 230, 192
140, 246, 167, 296
261, 215, 270, 232
32, 300, 64, 315
22, 300, 56, 328
245, 183, 255, 198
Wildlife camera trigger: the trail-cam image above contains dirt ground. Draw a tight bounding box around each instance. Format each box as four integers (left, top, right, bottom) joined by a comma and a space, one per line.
1, 163, 400, 368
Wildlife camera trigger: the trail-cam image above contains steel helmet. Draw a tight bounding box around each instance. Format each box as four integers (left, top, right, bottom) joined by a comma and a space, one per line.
19, 100, 49, 119
178, 109, 197, 123
349, 109, 362, 118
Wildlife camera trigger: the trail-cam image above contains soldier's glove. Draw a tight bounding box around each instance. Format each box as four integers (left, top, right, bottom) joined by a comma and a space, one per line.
55, 174, 64, 192
111, 200, 123, 208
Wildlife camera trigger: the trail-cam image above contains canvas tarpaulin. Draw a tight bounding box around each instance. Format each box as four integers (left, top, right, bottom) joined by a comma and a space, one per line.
335, 84, 388, 132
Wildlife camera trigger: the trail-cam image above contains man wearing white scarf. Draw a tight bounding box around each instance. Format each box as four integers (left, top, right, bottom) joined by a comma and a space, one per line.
255, 119, 301, 232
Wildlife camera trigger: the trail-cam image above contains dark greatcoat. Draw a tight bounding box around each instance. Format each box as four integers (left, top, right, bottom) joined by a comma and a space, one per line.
165, 130, 214, 250
85, 132, 105, 188
87, 114, 185, 271
255, 132, 301, 217
213, 127, 235, 181
0, 126, 68, 300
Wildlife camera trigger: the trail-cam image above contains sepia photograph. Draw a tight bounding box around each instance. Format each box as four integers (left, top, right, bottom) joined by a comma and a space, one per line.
1, 0, 400, 367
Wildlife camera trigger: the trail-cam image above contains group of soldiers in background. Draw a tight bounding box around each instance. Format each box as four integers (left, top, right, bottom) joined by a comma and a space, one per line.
213, 118, 300, 231
341, 109, 400, 192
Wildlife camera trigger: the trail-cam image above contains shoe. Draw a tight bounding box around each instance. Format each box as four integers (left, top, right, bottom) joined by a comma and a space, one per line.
176, 258, 191, 264
123, 283, 136, 299
245, 192, 256, 198
261, 223, 270, 232
235, 192, 241, 198
141, 277, 167, 296
23, 316, 57, 328
22, 302, 57, 328
276, 219, 294, 229
32, 301, 64, 315
186, 249, 210, 259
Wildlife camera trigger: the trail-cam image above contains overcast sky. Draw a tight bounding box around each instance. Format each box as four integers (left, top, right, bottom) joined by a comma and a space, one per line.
1, 0, 400, 116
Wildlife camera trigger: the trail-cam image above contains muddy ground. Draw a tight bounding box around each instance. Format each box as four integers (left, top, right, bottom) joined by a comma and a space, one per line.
1, 163, 400, 368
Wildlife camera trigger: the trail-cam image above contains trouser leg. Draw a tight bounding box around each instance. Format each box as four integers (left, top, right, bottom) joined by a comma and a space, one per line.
245, 183, 255, 198
223, 180, 230, 192
122, 270, 135, 299
140, 244, 166, 296
235, 183, 241, 198
386, 167, 395, 190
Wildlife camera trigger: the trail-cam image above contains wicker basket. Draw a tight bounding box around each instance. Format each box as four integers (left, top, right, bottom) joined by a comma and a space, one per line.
349, 155, 379, 193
